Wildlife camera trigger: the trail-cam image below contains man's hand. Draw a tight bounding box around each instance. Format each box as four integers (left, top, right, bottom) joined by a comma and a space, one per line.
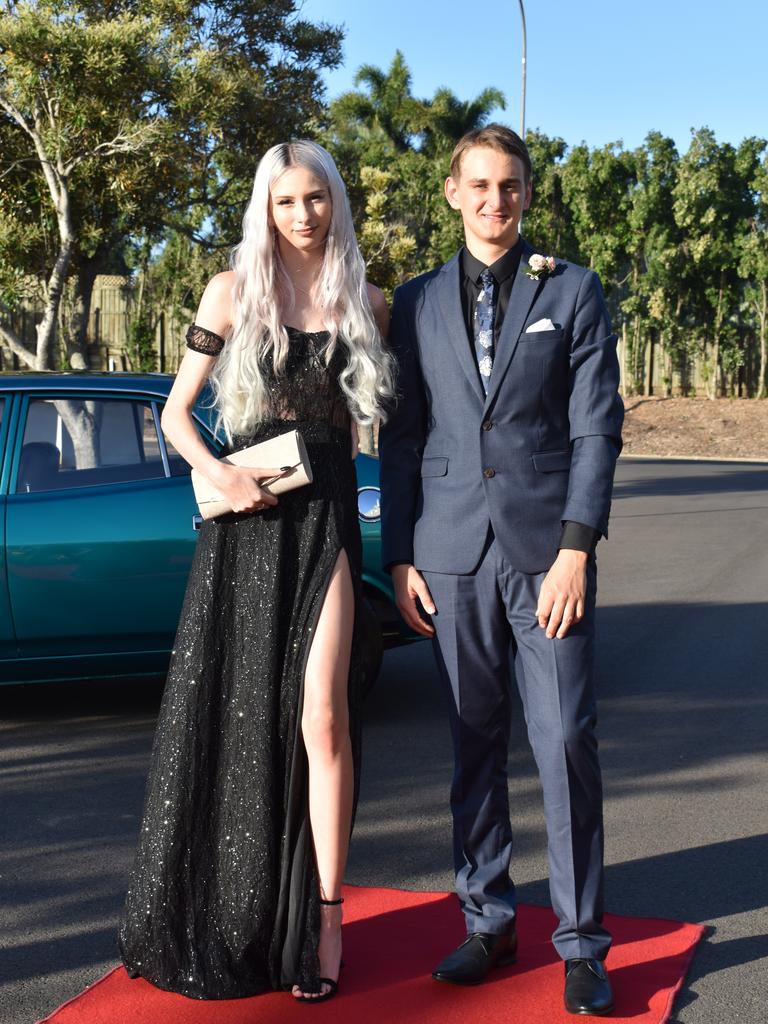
392, 564, 436, 637
536, 549, 588, 639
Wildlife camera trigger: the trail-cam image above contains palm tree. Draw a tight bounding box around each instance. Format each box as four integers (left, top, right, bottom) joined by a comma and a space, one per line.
330, 51, 426, 154
419, 86, 506, 156
330, 51, 505, 157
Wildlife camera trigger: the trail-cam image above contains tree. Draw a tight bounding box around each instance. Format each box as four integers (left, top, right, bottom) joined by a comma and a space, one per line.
0, 1, 165, 368
559, 141, 635, 286
0, 0, 342, 369
672, 129, 763, 397
330, 51, 426, 157
738, 149, 768, 397
419, 85, 504, 157
325, 52, 504, 284
356, 166, 416, 299
523, 130, 577, 261
625, 133, 685, 394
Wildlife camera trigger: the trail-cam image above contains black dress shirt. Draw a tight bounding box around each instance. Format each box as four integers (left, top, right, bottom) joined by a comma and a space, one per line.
460, 242, 523, 345
460, 245, 600, 556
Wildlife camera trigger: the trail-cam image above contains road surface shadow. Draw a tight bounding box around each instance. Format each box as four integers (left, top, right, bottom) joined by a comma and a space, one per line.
0, 601, 765, 1012
614, 460, 768, 500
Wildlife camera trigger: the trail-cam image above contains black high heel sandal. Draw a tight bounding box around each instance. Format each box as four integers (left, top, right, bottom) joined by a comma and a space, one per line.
295, 897, 344, 1004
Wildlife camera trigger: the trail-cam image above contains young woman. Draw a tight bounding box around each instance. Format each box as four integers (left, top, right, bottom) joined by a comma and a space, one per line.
118, 141, 393, 1003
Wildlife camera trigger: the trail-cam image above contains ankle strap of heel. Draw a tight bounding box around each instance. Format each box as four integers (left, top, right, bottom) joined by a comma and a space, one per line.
319, 897, 344, 906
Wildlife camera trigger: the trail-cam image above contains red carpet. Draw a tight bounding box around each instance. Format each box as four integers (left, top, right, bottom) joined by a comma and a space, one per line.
39, 885, 704, 1024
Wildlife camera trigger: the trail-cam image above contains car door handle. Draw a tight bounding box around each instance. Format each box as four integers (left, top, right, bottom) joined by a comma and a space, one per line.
192, 514, 203, 532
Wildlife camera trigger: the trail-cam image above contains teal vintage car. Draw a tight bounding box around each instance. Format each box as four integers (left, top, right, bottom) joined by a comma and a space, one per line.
0, 372, 414, 685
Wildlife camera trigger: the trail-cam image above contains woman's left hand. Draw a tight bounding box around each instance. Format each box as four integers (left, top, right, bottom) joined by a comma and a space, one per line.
350, 421, 359, 460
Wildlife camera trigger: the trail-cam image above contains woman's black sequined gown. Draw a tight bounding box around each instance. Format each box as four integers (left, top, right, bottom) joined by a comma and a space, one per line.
118, 326, 379, 999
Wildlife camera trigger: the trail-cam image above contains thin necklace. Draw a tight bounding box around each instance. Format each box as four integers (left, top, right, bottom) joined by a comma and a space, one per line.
292, 281, 315, 296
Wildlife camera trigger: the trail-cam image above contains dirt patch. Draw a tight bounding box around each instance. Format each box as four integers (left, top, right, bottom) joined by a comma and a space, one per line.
621, 397, 768, 460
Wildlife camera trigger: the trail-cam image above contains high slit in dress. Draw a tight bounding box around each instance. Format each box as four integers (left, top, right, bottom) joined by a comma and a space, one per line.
118, 325, 380, 998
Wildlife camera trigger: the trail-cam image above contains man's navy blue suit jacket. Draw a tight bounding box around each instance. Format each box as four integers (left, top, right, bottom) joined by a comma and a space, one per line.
379, 239, 625, 576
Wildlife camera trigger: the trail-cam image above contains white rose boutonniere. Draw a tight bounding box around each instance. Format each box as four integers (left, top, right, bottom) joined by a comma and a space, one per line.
525, 254, 557, 280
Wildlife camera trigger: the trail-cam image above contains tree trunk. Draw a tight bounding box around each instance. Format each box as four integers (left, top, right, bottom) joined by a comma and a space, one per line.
36, 265, 67, 369
619, 320, 627, 395
0, 317, 36, 368
54, 399, 99, 468
644, 330, 654, 396
35, 238, 73, 369
709, 340, 719, 398
674, 294, 687, 395
758, 282, 767, 400
27, 110, 76, 370
66, 259, 100, 370
32, 161, 76, 369
709, 278, 724, 400
659, 331, 672, 396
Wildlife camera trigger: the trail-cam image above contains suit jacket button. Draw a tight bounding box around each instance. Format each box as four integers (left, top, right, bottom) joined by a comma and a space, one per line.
483, 467, 496, 478
481, 420, 493, 431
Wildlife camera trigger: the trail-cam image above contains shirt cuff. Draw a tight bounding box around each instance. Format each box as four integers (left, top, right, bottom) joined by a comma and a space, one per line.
384, 560, 412, 574
558, 521, 600, 554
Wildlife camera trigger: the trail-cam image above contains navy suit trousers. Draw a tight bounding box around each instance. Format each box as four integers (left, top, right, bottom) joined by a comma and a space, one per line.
422, 532, 612, 960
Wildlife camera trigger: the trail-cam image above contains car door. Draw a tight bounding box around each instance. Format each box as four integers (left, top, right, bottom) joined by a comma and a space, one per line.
0, 394, 17, 658
4, 390, 205, 661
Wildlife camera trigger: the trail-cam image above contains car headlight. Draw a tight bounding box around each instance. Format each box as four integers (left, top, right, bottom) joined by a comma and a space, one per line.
357, 486, 381, 523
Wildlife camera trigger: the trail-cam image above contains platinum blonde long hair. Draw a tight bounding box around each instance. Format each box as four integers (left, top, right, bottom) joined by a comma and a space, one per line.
209, 141, 395, 442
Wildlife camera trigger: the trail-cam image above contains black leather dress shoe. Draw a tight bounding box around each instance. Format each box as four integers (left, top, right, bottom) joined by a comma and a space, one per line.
432, 926, 517, 985
564, 958, 614, 1016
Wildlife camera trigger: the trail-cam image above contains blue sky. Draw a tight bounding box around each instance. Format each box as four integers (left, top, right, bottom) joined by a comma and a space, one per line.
302, 0, 768, 155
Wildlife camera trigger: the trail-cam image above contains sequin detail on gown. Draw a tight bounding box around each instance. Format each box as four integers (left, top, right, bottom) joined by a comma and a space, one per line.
118, 327, 379, 999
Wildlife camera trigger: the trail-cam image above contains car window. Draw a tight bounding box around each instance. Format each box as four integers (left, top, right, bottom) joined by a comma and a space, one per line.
163, 430, 192, 477
160, 412, 220, 478
16, 397, 166, 493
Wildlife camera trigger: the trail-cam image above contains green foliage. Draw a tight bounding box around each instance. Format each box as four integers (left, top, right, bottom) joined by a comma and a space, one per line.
357, 166, 416, 299
0, 0, 342, 366
323, 51, 504, 288
125, 309, 157, 372
523, 131, 577, 261
670, 129, 765, 394
335, 51, 426, 154
122, 231, 224, 370
3, 28, 768, 395
560, 142, 636, 282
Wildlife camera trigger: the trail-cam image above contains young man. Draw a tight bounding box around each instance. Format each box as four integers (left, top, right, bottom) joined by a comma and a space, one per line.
379, 125, 623, 1016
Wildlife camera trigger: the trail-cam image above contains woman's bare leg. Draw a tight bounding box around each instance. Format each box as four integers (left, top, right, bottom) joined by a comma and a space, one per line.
292, 550, 354, 1000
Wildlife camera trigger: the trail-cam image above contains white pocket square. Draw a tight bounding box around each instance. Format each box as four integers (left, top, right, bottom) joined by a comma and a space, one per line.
525, 317, 558, 333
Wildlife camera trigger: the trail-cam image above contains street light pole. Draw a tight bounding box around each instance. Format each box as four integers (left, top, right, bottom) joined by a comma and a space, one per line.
518, 0, 527, 139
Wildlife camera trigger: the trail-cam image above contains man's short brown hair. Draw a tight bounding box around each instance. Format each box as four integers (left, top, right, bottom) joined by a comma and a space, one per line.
450, 124, 532, 182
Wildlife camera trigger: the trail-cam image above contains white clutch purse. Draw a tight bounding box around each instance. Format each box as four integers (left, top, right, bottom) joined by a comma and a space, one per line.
191, 429, 313, 519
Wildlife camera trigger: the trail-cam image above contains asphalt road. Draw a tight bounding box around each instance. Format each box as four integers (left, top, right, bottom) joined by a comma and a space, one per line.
1, 457, 767, 1023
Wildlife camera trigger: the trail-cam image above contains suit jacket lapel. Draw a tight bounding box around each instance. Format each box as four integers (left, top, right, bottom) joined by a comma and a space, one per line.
434, 255, 485, 404
484, 239, 541, 410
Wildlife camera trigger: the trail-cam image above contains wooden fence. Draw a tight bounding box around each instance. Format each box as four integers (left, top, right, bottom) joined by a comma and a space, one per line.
0, 276, 189, 374
615, 327, 763, 398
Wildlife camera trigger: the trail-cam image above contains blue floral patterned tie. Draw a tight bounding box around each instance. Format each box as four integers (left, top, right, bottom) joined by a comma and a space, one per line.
474, 268, 497, 394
